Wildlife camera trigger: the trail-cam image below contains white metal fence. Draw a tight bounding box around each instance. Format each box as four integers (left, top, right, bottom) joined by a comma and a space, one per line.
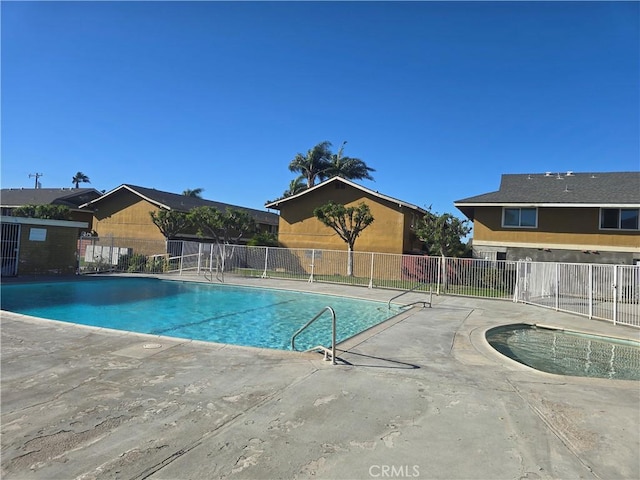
78, 236, 168, 273
1, 223, 20, 276
514, 261, 639, 327
77, 237, 640, 328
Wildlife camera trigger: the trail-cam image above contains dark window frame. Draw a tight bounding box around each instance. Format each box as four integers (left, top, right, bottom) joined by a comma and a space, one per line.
502, 207, 538, 229
600, 208, 640, 231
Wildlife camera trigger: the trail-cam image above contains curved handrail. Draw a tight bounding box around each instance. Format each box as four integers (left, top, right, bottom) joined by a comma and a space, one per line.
388, 283, 432, 309
291, 306, 336, 365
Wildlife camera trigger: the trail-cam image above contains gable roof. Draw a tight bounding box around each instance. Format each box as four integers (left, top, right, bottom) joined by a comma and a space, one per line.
0, 188, 102, 209
264, 176, 427, 213
80, 184, 278, 225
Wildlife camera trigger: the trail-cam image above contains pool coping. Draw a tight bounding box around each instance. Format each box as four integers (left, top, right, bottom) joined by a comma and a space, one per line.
466, 319, 640, 387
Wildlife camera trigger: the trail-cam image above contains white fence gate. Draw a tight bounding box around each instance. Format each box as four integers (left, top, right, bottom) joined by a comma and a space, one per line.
515, 261, 640, 326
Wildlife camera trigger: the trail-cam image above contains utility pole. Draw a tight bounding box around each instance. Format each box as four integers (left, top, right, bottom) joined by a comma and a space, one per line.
28, 173, 43, 189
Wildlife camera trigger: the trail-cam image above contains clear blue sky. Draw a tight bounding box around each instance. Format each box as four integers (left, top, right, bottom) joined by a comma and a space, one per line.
2, 1, 638, 219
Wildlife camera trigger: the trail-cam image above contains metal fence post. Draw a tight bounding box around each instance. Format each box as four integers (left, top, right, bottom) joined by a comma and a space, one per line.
262, 247, 269, 278
109, 235, 114, 271
443, 256, 449, 293
556, 263, 560, 311
436, 256, 442, 296
512, 261, 520, 302
613, 265, 618, 325
588, 264, 593, 319
368, 252, 374, 289
179, 240, 184, 275
308, 249, 315, 283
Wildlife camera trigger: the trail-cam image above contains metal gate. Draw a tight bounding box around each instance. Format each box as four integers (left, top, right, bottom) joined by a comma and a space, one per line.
515, 260, 640, 327
1, 223, 21, 276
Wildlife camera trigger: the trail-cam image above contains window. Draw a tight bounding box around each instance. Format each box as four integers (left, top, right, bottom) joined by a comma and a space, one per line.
502, 208, 537, 228
600, 208, 640, 230
29, 228, 47, 241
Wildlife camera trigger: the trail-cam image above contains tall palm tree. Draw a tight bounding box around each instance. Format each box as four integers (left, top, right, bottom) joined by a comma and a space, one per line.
72, 172, 90, 189
324, 141, 375, 182
182, 188, 204, 198
288, 141, 333, 188
283, 177, 307, 197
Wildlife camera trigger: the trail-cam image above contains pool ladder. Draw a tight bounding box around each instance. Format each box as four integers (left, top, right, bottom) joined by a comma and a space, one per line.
388, 283, 433, 309
291, 306, 337, 365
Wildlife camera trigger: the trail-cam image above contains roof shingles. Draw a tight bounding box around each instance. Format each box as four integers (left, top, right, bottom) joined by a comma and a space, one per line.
88, 184, 279, 225
0, 188, 102, 208
455, 172, 640, 205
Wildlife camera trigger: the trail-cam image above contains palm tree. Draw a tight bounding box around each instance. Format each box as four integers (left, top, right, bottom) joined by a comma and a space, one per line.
182, 188, 204, 198
288, 141, 333, 188
72, 172, 90, 189
324, 141, 375, 182
288, 141, 375, 191
283, 177, 307, 197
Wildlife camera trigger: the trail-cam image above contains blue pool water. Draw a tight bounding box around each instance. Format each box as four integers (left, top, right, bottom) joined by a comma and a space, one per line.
1, 278, 403, 351
486, 324, 640, 381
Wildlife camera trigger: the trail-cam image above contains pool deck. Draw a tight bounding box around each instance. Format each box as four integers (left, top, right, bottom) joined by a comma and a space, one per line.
1, 274, 639, 479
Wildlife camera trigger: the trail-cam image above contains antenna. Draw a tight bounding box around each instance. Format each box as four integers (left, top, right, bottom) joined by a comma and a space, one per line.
29, 173, 44, 188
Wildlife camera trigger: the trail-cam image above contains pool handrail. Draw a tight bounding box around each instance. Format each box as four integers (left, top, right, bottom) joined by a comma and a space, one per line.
291, 306, 337, 365
388, 283, 433, 309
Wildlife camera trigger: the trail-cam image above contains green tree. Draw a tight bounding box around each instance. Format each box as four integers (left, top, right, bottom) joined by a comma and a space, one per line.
288, 141, 375, 191
189, 206, 256, 244
288, 141, 333, 188
413, 208, 471, 258
247, 231, 279, 247
182, 188, 204, 198
72, 172, 91, 189
149, 209, 191, 239
313, 201, 374, 276
12, 204, 71, 220
282, 177, 307, 197
324, 141, 375, 182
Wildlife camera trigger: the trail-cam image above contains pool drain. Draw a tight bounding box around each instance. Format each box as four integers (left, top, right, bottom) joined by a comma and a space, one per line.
143, 343, 162, 349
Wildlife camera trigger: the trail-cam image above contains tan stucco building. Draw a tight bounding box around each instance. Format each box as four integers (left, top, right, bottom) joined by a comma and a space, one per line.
265, 177, 427, 254
80, 184, 279, 243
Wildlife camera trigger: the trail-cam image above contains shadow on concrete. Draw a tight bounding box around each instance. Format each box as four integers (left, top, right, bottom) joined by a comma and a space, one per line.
333, 349, 421, 369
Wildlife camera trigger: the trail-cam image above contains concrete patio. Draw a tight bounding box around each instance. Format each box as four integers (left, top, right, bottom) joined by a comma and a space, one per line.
1, 276, 639, 479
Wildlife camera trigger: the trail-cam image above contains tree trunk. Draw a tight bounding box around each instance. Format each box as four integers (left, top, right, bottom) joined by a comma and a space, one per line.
347, 244, 354, 276
440, 254, 447, 292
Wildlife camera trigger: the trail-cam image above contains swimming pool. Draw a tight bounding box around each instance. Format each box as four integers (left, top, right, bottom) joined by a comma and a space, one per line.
0, 277, 404, 351
486, 324, 640, 381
